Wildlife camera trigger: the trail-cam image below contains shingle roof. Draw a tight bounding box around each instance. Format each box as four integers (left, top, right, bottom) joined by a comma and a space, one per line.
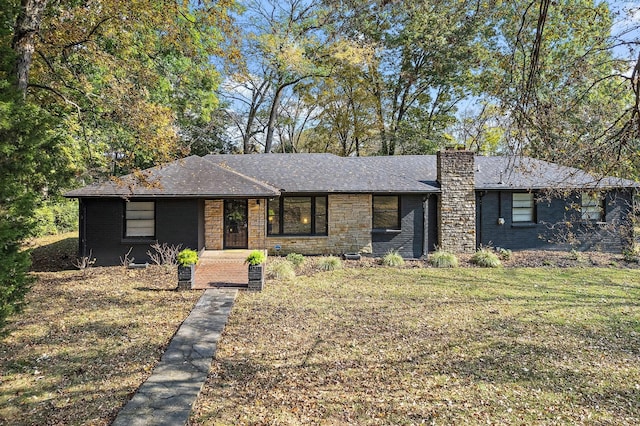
203, 153, 440, 193
64, 156, 279, 198
65, 153, 636, 198
474, 156, 636, 190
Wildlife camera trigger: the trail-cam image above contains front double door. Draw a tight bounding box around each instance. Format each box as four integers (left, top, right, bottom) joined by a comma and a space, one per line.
224, 199, 248, 249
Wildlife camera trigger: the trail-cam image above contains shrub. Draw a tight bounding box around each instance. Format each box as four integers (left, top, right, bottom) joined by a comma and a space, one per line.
318, 255, 342, 271
570, 249, 585, 262
429, 249, 458, 268
498, 248, 512, 261
148, 243, 182, 266
33, 199, 78, 237
623, 245, 640, 263
246, 250, 266, 266
177, 249, 199, 266
286, 253, 305, 268
381, 250, 404, 267
73, 249, 96, 271
267, 259, 296, 280
471, 248, 502, 268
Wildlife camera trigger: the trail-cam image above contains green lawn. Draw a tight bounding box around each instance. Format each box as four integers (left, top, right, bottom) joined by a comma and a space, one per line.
190, 267, 640, 425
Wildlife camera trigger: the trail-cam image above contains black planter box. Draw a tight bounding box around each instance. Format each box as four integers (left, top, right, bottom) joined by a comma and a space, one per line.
177, 264, 195, 289
248, 264, 264, 291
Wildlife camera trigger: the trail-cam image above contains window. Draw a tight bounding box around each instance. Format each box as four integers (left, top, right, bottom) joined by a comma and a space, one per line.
373, 195, 400, 229
512, 193, 535, 223
581, 192, 605, 221
125, 201, 155, 238
267, 196, 328, 236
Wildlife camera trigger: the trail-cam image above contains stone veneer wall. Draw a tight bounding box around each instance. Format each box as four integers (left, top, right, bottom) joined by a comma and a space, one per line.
265, 194, 373, 255
437, 150, 476, 253
204, 200, 224, 250
247, 199, 266, 250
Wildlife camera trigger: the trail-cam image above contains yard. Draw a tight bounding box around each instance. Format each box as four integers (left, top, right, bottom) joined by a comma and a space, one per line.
189, 266, 640, 425
0, 234, 203, 425
1, 234, 639, 425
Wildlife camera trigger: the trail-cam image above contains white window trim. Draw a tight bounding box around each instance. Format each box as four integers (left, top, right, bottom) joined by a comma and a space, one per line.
512, 193, 535, 223
125, 201, 155, 238
581, 192, 604, 221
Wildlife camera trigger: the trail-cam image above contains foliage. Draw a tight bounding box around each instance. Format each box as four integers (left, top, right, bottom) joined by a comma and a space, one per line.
317, 255, 342, 271
191, 267, 640, 425
471, 247, 502, 268
33, 199, 78, 237
569, 248, 586, 263
177, 248, 199, 267
381, 250, 405, 267
623, 244, 640, 264
286, 253, 305, 268
147, 243, 182, 266
266, 258, 296, 280
5, 0, 241, 179
429, 249, 458, 268
245, 250, 266, 266
498, 248, 513, 261
488, 0, 636, 177
0, 81, 73, 332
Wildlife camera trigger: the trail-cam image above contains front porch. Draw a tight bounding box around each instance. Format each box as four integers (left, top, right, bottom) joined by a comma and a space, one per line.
192, 250, 255, 289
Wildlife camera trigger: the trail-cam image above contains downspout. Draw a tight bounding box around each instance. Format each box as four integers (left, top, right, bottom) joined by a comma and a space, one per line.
422, 194, 430, 258
79, 198, 87, 258
477, 191, 485, 249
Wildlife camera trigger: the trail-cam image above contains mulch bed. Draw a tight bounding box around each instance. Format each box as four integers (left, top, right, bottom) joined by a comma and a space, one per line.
341, 250, 640, 269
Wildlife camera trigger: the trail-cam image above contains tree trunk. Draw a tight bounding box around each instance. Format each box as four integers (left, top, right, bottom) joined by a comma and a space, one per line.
11, 0, 48, 95
264, 85, 285, 153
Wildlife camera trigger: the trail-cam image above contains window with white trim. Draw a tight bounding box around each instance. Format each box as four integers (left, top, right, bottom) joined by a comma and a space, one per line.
512, 193, 535, 223
125, 201, 155, 238
581, 192, 604, 221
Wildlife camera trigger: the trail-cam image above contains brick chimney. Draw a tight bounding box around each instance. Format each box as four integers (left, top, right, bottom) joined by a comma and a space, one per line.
437, 150, 476, 253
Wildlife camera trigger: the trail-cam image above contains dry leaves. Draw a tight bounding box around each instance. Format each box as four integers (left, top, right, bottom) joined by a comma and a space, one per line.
190, 267, 640, 425
0, 261, 201, 425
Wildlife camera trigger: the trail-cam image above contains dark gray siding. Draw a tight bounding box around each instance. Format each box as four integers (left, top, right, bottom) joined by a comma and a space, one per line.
80, 198, 204, 266
372, 195, 437, 258
477, 190, 634, 252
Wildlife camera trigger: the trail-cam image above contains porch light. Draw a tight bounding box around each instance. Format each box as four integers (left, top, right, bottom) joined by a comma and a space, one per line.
302, 217, 309, 224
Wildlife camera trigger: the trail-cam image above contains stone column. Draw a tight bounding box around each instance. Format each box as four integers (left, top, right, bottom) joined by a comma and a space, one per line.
437, 150, 476, 253
204, 200, 224, 250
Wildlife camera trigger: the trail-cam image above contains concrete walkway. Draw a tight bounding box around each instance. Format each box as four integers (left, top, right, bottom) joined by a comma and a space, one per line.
112, 289, 237, 426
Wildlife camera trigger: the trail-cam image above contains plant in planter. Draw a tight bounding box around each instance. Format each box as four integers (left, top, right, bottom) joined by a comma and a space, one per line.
177, 248, 199, 289
245, 250, 266, 291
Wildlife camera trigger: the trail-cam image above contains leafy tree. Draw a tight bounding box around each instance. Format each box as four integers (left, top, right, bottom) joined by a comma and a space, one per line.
489, 0, 635, 177
225, 0, 365, 153
9, 0, 240, 175
0, 0, 239, 331
325, 0, 497, 155
0, 81, 73, 330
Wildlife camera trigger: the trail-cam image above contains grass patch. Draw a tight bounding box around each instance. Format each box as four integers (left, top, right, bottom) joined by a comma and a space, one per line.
190, 267, 640, 425
471, 247, 502, 268
266, 258, 296, 280
429, 249, 458, 268
1, 234, 202, 425
317, 255, 342, 271
381, 250, 405, 267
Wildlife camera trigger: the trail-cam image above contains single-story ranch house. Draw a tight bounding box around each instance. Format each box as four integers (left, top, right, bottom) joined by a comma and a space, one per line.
65, 150, 637, 265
